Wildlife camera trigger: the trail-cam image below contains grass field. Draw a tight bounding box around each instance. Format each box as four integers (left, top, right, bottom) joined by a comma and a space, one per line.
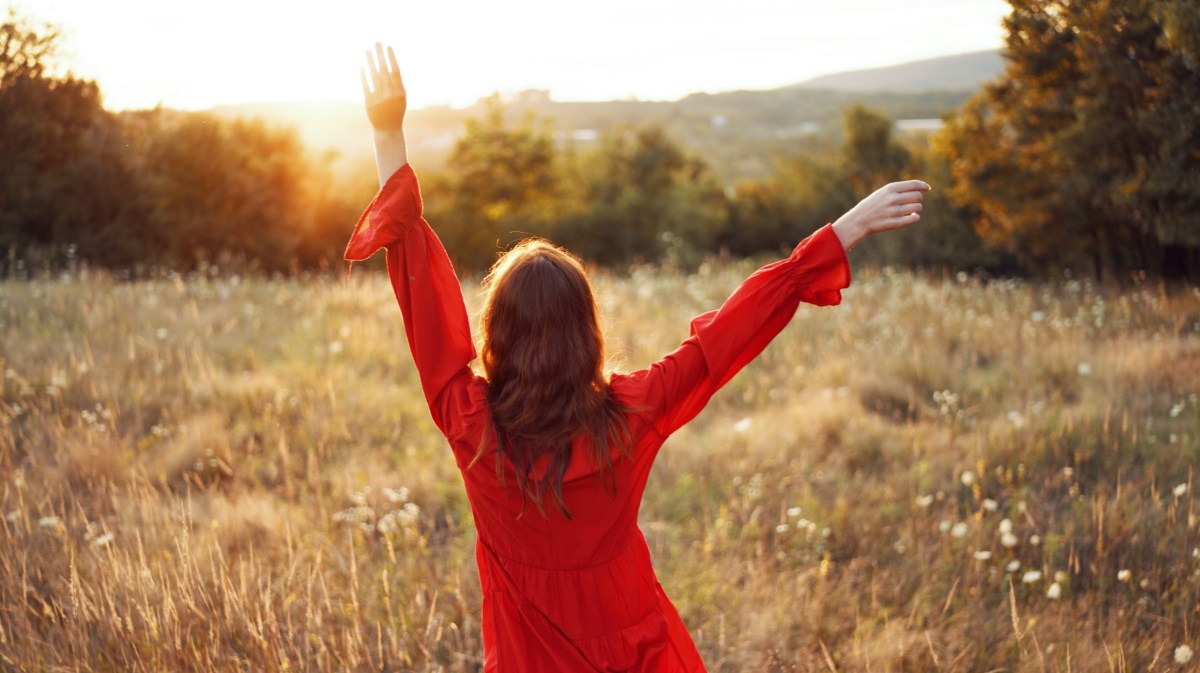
1, 263, 1198, 672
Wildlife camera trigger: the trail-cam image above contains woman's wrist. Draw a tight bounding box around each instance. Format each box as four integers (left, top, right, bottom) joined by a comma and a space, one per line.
832, 215, 869, 252
373, 127, 409, 186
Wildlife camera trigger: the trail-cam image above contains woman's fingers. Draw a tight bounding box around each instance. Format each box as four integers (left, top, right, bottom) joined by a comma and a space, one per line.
360, 67, 372, 99
387, 46, 403, 89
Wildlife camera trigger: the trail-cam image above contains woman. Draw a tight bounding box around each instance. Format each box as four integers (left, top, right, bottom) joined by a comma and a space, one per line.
349, 43, 929, 672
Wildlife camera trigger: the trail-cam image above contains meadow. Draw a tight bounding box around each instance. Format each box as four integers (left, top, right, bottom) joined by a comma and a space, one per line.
1, 261, 1198, 672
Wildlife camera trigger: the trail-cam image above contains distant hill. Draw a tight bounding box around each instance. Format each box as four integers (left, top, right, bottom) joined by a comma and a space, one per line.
212, 51, 1001, 182
794, 50, 1004, 92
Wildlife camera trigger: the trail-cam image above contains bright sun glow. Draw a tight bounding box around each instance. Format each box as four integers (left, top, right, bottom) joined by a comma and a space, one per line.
20, 0, 1008, 111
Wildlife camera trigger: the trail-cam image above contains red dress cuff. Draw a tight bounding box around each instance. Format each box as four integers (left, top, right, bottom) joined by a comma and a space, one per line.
790, 223, 852, 306
344, 163, 424, 262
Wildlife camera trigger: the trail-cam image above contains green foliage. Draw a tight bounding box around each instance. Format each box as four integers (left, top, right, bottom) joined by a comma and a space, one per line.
423, 102, 561, 271
938, 0, 1200, 280
0, 9, 363, 275
557, 126, 728, 267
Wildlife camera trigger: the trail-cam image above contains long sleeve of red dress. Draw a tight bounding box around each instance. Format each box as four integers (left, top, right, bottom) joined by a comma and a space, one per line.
346, 164, 851, 673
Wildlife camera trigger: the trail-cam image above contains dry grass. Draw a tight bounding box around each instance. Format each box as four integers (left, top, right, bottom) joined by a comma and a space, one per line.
1, 264, 1198, 672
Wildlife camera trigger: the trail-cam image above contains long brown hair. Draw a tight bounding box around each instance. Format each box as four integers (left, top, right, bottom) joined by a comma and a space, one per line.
476, 239, 631, 518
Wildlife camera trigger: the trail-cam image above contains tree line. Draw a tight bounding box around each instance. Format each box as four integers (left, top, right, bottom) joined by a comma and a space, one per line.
2, 1, 1196, 280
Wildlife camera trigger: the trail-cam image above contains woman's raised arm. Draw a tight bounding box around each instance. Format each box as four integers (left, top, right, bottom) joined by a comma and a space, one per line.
623, 180, 930, 438
346, 45, 481, 440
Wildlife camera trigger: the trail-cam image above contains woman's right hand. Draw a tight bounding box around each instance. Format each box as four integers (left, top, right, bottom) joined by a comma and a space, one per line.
831, 180, 931, 252
361, 42, 407, 130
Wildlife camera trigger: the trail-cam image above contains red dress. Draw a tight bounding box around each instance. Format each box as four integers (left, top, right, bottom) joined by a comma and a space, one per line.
345, 164, 851, 672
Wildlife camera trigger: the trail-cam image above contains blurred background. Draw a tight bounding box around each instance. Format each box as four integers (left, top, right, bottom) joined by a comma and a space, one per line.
1, 0, 1195, 280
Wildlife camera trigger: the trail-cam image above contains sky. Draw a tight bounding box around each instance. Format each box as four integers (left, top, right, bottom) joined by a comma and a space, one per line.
19, 0, 1011, 111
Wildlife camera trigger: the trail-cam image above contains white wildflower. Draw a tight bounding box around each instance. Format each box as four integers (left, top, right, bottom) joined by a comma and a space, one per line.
1174, 483, 1188, 497
1030, 311, 1045, 322
1046, 582, 1062, 599
998, 518, 1014, 534
1001, 532, 1019, 548
915, 495, 934, 508
1175, 645, 1194, 664
91, 532, 114, 548
775, 523, 790, 534
938, 520, 952, 533
37, 516, 61, 529
1077, 363, 1092, 376
1006, 560, 1021, 572
973, 550, 992, 560
397, 502, 420, 524
1170, 401, 1185, 418
1117, 569, 1131, 582
733, 417, 752, 433
5, 511, 19, 523
1007, 410, 1026, 428
329, 340, 344, 355
786, 506, 802, 518
156, 327, 168, 340
951, 522, 969, 538
1030, 534, 1041, 546
982, 499, 999, 512
1022, 570, 1043, 584
960, 471, 976, 487
383, 487, 409, 504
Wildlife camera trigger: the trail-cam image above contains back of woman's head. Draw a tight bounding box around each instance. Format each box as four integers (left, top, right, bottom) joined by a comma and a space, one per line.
479, 239, 629, 517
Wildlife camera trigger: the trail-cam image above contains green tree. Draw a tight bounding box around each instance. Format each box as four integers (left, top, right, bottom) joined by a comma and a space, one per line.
423, 102, 560, 271
938, 0, 1200, 280
0, 9, 111, 268
558, 126, 727, 267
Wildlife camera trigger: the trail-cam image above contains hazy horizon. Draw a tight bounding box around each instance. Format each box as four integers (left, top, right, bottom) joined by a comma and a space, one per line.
18, 0, 1009, 112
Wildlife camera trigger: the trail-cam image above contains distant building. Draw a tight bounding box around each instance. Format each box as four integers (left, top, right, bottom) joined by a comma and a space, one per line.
896, 118, 944, 134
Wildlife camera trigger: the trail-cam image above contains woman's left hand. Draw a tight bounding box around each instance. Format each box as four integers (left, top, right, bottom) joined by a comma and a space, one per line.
361, 42, 406, 130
